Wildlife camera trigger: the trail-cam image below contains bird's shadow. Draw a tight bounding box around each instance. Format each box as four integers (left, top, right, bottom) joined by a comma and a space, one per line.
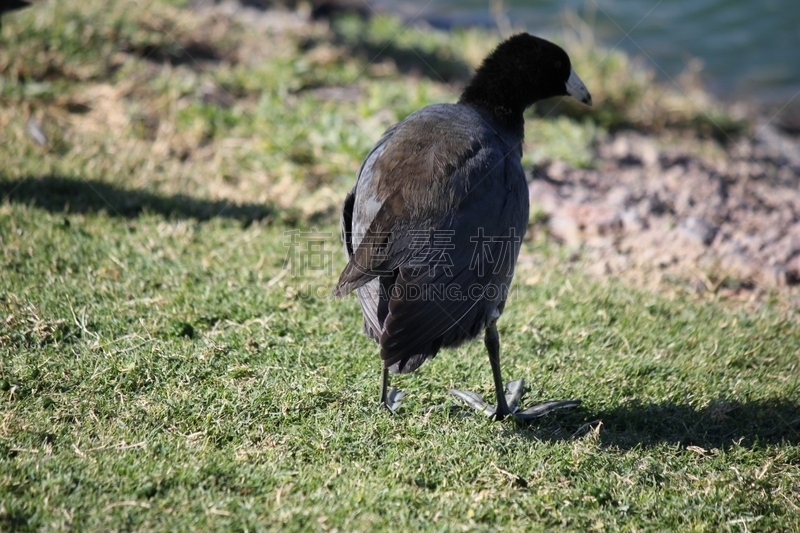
509, 397, 800, 450
1, 175, 275, 225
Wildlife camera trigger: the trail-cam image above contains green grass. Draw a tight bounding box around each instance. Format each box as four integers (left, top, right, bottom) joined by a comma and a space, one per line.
2, 1, 798, 531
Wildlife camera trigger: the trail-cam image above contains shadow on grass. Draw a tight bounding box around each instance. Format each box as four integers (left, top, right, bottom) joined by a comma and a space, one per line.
333, 35, 472, 84
1, 175, 275, 225
514, 397, 800, 450
303, 19, 473, 86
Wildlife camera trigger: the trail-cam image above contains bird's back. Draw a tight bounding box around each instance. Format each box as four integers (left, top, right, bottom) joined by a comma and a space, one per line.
339, 103, 529, 373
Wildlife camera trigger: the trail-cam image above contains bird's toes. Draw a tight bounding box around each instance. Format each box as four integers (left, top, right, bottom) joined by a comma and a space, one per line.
449, 389, 497, 418
385, 387, 406, 413
504, 378, 526, 413
514, 399, 581, 420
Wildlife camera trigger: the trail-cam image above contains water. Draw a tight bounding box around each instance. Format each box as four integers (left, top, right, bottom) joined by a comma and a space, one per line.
380, 0, 800, 105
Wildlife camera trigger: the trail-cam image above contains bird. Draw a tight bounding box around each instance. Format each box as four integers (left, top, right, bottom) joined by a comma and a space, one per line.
335, 33, 592, 421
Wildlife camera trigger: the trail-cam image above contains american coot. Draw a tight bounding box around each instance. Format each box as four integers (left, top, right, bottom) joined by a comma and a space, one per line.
335, 33, 591, 421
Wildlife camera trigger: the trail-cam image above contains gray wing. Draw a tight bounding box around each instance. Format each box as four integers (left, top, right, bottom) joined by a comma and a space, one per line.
379, 150, 528, 371
336, 105, 488, 297
336, 105, 528, 370
339, 124, 399, 339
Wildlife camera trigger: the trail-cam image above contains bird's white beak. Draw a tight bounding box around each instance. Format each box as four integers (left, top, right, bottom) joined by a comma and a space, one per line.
566, 68, 592, 106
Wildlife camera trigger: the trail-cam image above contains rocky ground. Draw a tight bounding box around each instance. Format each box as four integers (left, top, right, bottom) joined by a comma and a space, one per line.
529, 121, 800, 302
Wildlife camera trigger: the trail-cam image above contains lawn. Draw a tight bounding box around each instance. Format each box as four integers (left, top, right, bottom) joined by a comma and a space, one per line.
1, 1, 798, 531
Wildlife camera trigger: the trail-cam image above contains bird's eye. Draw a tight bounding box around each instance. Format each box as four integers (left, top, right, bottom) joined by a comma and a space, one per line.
554, 61, 562, 69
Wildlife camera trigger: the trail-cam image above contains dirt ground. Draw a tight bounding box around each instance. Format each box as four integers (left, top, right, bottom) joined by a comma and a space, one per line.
528, 121, 800, 304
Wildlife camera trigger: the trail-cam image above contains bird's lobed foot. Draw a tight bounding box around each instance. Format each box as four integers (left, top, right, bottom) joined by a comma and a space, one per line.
382, 387, 406, 413
447, 389, 498, 418
449, 378, 580, 421
514, 399, 581, 419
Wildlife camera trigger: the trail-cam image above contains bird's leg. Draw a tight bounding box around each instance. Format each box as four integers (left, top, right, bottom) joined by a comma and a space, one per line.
380, 366, 405, 413
450, 320, 581, 421
449, 320, 522, 420
486, 320, 512, 421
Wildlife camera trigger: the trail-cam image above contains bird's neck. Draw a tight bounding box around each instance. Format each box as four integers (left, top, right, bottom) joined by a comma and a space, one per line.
458, 81, 528, 133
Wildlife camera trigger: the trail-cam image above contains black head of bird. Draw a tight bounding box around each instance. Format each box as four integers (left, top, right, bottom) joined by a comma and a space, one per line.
460, 33, 591, 126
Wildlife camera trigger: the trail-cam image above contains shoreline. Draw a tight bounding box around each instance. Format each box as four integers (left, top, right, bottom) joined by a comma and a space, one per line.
373, 0, 800, 114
